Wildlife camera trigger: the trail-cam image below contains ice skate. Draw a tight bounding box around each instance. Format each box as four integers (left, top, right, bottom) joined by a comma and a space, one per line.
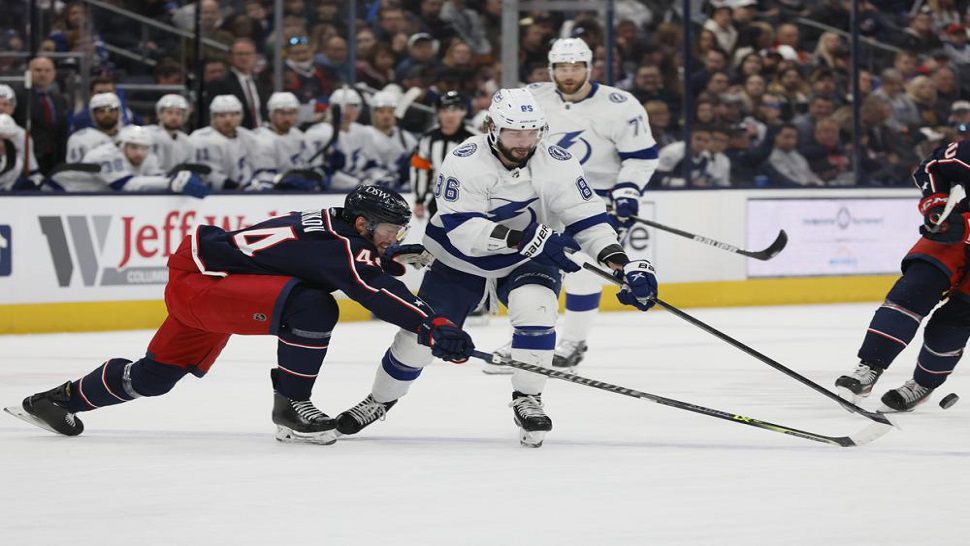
482, 342, 514, 375
510, 391, 552, 448
335, 395, 397, 436
835, 362, 884, 402
880, 379, 934, 412
552, 339, 588, 369
272, 391, 336, 445
4, 382, 83, 436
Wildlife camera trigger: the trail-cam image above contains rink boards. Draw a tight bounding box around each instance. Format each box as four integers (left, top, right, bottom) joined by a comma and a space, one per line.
0, 187, 919, 333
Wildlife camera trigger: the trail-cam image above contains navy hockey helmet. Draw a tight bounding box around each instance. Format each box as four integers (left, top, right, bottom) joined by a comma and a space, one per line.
342, 185, 412, 239
436, 90, 466, 111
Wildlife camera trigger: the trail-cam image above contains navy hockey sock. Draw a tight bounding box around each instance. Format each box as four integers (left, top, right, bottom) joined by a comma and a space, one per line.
913, 299, 970, 389
512, 325, 556, 351
381, 349, 423, 381
274, 287, 338, 400
67, 357, 188, 412
858, 262, 948, 369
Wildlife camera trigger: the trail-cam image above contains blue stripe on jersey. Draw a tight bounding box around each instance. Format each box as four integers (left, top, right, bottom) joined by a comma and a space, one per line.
512, 326, 556, 350
566, 292, 602, 312
439, 211, 488, 232
618, 145, 659, 161
594, 189, 610, 197
109, 175, 134, 190
565, 212, 611, 237
425, 223, 529, 271
382, 349, 423, 381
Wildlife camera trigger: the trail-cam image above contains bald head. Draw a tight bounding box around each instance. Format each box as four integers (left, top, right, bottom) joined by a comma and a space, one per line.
29, 57, 56, 89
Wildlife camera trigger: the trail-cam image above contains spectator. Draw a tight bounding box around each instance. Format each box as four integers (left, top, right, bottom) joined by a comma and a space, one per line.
415, 0, 459, 46
857, 94, 915, 185
441, 0, 492, 56
356, 28, 379, 60
48, 1, 109, 73
630, 65, 680, 121
769, 123, 824, 186
812, 32, 844, 70
652, 126, 713, 188
244, 1, 273, 46
703, 4, 738, 55
800, 117, 852, 185
949, 100, 970, 126
932, 66, 961, 119
207, 38, 270, 130
733, 52, 763, 86
282, 35, 335, 120
357, 43, 398, 91
773, 23, 810, 64
154, 60, 186, 86
943, 23, 970, 66
741, 74, 767, 116
203, 58, 229, 84
898, 10, 943, 54
793, 95, 835, 148
374, 6, 411, 54
907, 75, 942, 127
756, 94, 786, 128
702, 70, 731, 98
893, 50, 919, 81
725, 122, 778, 186
694, 96, 718, 125
873, 68, 920, 131
396, 33, 441, 81
809, 66, 841, 103
705, 125, 732, 187
315, 35, 352, 83
193, 0, 235, 63
13, 57, 68, 176
769, 67, 810, 118
644, 100, 678, 148
689, 48, 729, 97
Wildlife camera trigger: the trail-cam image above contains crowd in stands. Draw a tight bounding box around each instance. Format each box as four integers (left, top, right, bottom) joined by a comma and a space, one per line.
3, 0, 970, 193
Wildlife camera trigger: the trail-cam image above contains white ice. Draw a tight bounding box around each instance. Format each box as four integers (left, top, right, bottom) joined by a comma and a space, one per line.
1, 303, 969, 545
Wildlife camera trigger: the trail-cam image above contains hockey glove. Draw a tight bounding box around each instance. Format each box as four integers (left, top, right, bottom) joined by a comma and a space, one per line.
919, 193, 970, 243
614, 259, 658, 311
610, 182, 641, 229
169, 170, 210, 199
417, 316, 475, 362
517, 223, 581, 273
382, 243, 435, 276
274, 171, 320, 192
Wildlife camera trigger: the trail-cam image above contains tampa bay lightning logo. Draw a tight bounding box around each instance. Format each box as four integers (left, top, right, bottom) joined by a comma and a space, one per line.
488, 197, 539, 226
609, 92, 628, 103
453, 143, 477, 157
548, 145, 572, 161
553, 131, 593, 165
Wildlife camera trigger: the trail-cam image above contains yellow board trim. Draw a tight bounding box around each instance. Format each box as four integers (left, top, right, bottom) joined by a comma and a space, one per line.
0, 275, 898, 335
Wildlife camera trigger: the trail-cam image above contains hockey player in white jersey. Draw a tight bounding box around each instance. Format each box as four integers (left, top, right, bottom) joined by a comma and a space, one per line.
145, 94, 193, 173
0, 98, 42, 190
0, 114, 26, 190
189, 95, 259, 190
304, 87, 384, 190
251, 92, 317, 191
333, 88, 658, 447
365, 91, 417, 187
486, 38, 659, 372
67, 125, 208, 196
66, 93, 124, 163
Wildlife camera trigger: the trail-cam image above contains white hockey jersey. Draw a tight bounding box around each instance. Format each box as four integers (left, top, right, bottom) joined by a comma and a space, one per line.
423, 135, 618, 278
528, 81, 658, 195
145, 124, 193, 174
303, 121, 384, 190
252, 125, 307, 179
66, 127, 117, 164
58, 142, 168, 192
0, 123, 40, 189
366, 126, 417, 173
188, 126, 258, 190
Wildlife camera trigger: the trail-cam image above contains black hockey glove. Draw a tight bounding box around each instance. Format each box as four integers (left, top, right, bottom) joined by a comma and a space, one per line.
382, 244, 434, 276
516, 222, 581, 273
417, 316, 475, 362
614, 259, 658, 311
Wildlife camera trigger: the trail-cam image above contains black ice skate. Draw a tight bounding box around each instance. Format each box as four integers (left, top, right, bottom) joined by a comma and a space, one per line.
272, 392, 336, 445
835, 362, 884, 402
4, 382, 83, 436
510, 391, 552, 448
335, 395, 397, 436
552, 340, 588, 369
880, 379, 934, 412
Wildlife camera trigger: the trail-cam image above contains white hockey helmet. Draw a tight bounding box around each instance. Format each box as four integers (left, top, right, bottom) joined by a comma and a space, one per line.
267, 91, 300, 112
89, 92, 121, 110
209, 94, 243, 114
155, 94, 189, 113
370, 90, 398, 109
329, 87, 362, 107
0, 113, 17, 138
547, 38, 593, 84
486, 88, 547, 146
0, 84, 15, 106
118, 125, 153, 147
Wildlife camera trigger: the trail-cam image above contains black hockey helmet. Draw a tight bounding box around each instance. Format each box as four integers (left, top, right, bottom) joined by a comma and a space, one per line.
436, 90, 466, 111
342, 184, 411, 231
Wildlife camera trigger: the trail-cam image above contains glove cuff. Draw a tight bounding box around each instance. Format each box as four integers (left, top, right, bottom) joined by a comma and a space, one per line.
518, 223, 552, 258
611, 182, 640, 201
919, 193, 948, 215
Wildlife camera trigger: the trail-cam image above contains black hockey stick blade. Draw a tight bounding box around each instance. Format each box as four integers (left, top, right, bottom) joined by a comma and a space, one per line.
168, 163, 213, 176
737, 229, 788, 260
472, 351, 892, 447
49, 162, 101, 176
627, 213, 786, 261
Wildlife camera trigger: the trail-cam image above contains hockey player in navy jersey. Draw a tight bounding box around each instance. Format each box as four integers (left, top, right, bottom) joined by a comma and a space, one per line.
836, 137, 970, 411
334, 88, 658, 447
4, 186, 475, 445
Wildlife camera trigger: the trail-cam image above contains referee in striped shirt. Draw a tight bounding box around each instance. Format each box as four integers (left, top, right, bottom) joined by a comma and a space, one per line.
410, 91, 477, 219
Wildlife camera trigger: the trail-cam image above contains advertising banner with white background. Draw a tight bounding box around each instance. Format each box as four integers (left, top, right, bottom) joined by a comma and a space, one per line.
747, 197, 922, 277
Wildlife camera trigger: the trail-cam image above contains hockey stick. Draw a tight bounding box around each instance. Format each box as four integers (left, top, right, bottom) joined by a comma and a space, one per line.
167, 162, 213, 176
933, 184, 966, 228
615, 210, 787, 260
49, 162, 101, 176
580, 261, 894, 427
471, 350, 891, 447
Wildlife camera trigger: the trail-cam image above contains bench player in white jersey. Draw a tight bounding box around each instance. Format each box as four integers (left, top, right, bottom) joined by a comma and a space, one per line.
66, 92, 124, 163
72, 126, 209, 196
365, 91, 417, 187
145, 94, 193, 174
304, 88, 384, 190
251, 92, 319, 191
332, 88, 658, 447
0, 111, 42, 190
189, 95, 259, 190
487, 38, 660, 372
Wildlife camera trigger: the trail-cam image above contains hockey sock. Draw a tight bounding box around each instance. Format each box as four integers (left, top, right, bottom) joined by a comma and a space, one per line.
371, 349, 423, 403
67, 357, 188, 412
858, 262, 949, 369
510, 325, 556, 395
275, 287, 338, 400
275, 342, 328, 401
913, 299, 970, 389
561, 292, 601, 342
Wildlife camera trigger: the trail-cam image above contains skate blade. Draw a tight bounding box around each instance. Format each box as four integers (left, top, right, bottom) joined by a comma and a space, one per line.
4, 405, 61, 435
275, 425, 337, 445
519, 429, 546, 448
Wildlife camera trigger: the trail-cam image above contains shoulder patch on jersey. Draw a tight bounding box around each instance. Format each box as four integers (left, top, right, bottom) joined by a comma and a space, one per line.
453, 142, 477, 157
548, 145, 572, 161
608, 92, 628, 103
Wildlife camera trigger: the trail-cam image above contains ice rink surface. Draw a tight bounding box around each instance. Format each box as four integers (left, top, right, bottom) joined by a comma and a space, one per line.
2, 302, 968, 545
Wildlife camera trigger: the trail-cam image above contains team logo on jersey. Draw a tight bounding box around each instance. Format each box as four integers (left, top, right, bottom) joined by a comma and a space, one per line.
553, 131, 593, 165
453, 143, 477, 157
0, 225, 11, 277
608, 92, 628, 103
548, 145, 572, 161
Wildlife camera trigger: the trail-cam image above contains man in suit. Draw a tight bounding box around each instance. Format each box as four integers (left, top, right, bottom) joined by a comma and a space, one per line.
206, 38, 270, 130
14, 57, 68, 176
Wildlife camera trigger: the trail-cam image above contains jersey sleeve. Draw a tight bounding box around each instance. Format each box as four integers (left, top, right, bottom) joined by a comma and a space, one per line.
609, 93, 659, 193
432, 154, 505, 257
920, 140, 970, 198
190, 130, 229, 188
